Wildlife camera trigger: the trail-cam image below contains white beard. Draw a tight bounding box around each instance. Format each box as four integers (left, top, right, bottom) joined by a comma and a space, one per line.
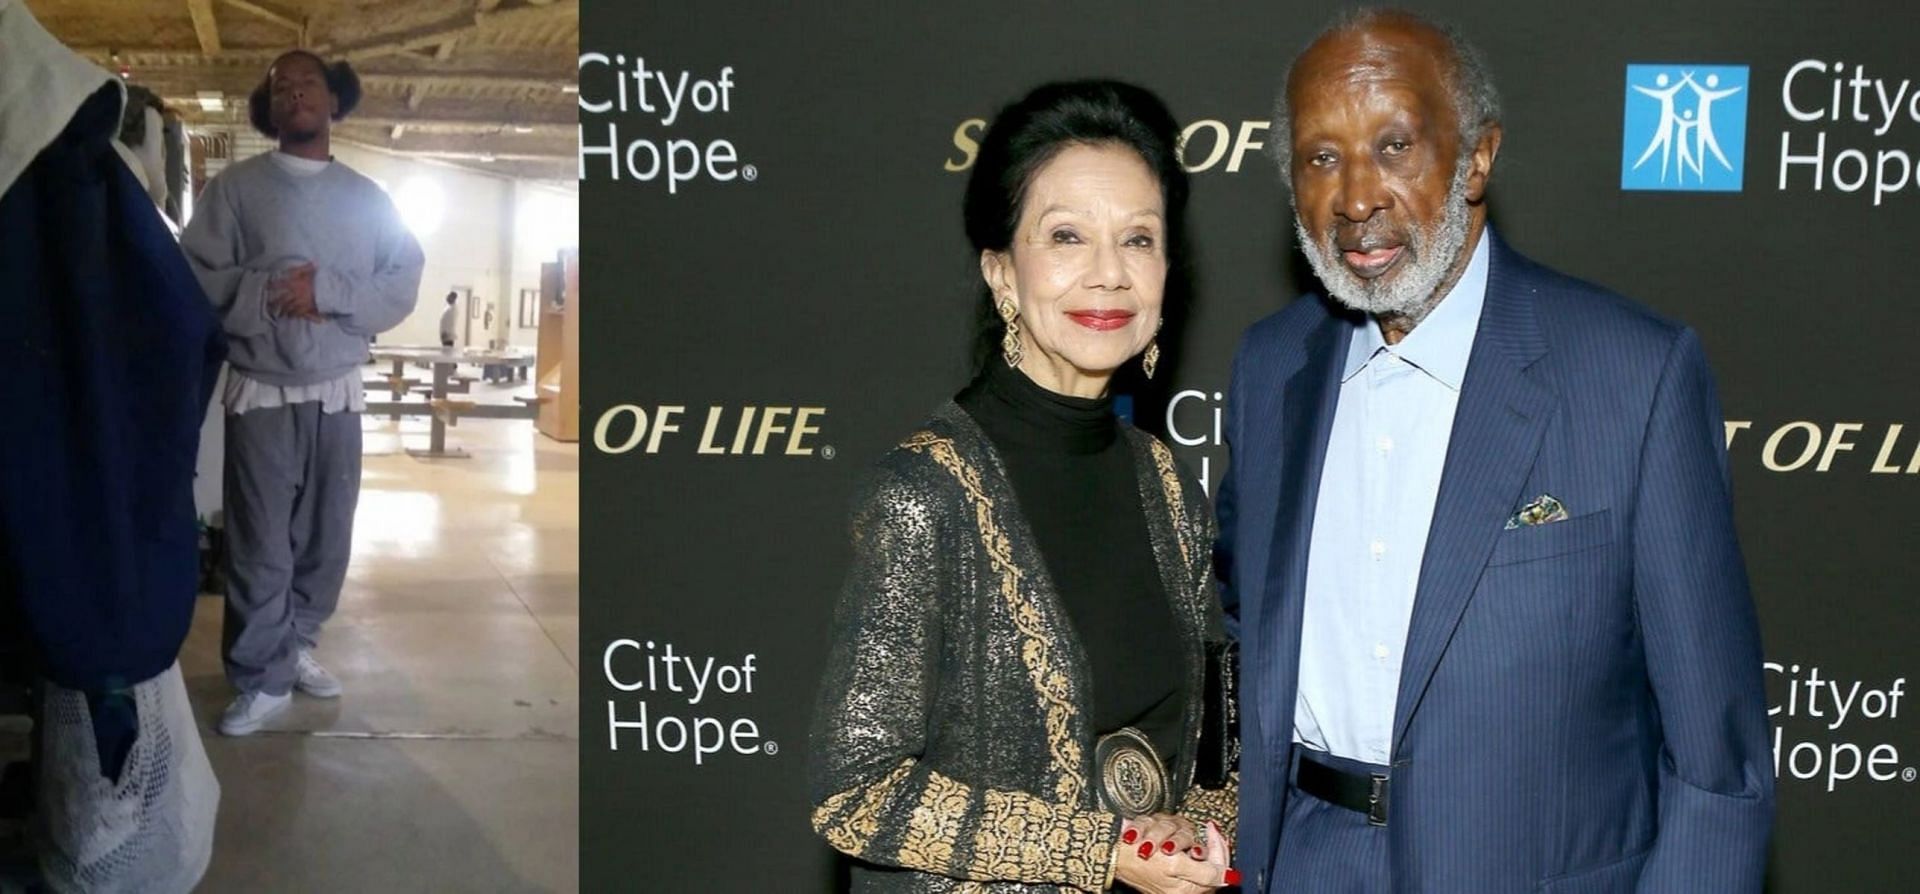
1294, 160, 1474, 328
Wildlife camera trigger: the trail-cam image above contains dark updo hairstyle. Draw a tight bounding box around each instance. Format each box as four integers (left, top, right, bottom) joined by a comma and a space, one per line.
962, 80, 1190, 377
248, 50, 362, 138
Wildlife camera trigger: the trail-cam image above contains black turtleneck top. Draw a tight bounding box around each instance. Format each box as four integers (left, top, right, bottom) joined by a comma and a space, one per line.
956, 361, 1185, 764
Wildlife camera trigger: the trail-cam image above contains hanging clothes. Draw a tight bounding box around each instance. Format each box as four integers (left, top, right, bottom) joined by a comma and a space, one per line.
0, 0, 224, 715
0, 3, 226, 890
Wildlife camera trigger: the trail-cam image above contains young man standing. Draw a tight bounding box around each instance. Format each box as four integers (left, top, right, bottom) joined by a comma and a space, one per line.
182, 50, 425, 736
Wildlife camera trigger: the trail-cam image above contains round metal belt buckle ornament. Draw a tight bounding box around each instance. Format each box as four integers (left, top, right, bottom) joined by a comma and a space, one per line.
1095, 727, 1169, 817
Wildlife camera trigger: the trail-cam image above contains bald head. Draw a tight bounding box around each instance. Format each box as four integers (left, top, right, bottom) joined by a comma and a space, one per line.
1272, 9, 1501, 178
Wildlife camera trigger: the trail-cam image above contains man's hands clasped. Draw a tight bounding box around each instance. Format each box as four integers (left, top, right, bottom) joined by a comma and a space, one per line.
269, 262, 323, 321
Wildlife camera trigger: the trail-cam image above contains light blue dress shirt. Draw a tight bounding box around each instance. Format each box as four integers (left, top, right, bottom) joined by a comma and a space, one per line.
1293, 233, 1492, 765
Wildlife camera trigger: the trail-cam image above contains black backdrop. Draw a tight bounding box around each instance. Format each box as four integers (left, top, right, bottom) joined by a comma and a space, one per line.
592, 2, 1918, 890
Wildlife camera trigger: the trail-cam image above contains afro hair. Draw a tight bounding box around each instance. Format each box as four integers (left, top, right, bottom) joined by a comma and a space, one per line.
248, 51, 362, 139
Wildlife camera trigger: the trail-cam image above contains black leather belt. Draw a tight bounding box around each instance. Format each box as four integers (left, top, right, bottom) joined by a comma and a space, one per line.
1296, 752, 1390, 827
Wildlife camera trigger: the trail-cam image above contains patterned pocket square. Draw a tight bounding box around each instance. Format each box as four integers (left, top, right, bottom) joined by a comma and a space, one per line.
1505, 494, 1570, 530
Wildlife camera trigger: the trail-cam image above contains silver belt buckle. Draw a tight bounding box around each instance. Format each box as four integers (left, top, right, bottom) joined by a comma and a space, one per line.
1094, 728, 1170, 818
1366, 773, 1389, 827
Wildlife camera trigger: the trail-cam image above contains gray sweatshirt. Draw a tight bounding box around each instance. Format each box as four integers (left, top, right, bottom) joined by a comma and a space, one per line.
182, 152, 425, 387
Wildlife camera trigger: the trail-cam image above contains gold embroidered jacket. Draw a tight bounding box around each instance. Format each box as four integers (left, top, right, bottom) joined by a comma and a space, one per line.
809, 404, 1237, 893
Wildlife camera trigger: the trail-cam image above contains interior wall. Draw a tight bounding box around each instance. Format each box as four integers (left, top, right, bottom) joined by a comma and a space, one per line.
509, 181, 580, 348
326, 143, 508, 347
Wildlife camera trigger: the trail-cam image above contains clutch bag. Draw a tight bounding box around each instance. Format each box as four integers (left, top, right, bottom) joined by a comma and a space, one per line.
1194, 639, 1239, 789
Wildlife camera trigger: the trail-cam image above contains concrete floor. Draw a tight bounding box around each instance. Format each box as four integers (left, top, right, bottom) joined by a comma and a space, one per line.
179, 408, 579, 892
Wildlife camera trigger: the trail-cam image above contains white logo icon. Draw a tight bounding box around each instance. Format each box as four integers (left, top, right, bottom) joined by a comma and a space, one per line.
1630, 71, 1743, 185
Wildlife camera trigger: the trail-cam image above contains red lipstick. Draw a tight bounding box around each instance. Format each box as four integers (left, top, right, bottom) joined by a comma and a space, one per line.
1066, 309, 1135, 331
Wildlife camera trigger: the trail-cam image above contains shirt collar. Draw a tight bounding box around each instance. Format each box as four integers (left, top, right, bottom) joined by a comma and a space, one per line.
271, 150, 333, 176
1342, 229, 1493, 391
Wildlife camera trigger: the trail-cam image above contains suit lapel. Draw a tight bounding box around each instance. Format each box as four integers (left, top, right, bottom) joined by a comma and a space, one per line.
1391, 235, 1557, 752
1254, 307, 1351, 757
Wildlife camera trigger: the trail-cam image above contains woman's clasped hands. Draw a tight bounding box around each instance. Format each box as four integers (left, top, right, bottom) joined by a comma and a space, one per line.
1113, 816, 1236, 892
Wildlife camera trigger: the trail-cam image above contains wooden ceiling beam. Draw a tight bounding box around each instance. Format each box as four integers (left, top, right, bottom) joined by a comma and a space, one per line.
335, 128, 575, 155
347, 116, 571, 134
318, 0, 575, 63
73, 47, 280, 63
72, 50, 573, 82
329, 20, 477, 63
361, 72, 572, 92
186, 0, 223, 55
86, 61, 571, 98
219, 0, 302, 33
351, 94, 573, 124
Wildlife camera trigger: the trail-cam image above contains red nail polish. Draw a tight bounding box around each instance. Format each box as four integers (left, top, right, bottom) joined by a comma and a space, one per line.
1161, 840, 1175, 854
1122, 829, 1138, 844
1138, 843, 1154, 860
1192, 847, 1206, 858
1225, 868, 1243, 886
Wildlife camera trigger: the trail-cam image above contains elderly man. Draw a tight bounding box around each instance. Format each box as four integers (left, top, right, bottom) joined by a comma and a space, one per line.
1215, 9, 1773, 892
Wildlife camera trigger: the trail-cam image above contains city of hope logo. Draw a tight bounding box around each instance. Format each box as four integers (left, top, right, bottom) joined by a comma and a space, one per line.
1621, 64, 1750, 192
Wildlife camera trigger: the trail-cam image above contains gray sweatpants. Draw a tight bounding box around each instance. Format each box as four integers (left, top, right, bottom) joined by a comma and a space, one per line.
221, 404, 361, 695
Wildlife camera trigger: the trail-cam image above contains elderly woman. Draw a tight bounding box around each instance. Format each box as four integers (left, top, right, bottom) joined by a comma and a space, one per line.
809, 81, 1237, 894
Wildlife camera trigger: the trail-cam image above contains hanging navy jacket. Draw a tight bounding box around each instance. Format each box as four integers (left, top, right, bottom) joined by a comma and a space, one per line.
0, 81, 225, 694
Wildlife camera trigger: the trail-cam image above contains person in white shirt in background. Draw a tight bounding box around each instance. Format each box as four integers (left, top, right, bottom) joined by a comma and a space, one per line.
439, 290, 459, 348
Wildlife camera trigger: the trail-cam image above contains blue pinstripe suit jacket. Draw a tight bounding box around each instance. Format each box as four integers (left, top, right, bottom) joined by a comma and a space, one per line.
1217, 231, 1774, 893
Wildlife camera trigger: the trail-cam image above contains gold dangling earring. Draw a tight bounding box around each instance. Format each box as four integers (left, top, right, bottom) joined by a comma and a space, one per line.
1142, 319, 1163, 379
998, 298, 1023, 368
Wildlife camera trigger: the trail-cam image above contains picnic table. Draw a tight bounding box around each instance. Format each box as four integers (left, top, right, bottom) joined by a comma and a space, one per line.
366, 346, 541, 458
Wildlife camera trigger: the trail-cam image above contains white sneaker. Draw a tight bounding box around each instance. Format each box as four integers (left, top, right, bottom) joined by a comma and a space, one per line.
295, 650, 343, 699
219, 690, 291, 736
